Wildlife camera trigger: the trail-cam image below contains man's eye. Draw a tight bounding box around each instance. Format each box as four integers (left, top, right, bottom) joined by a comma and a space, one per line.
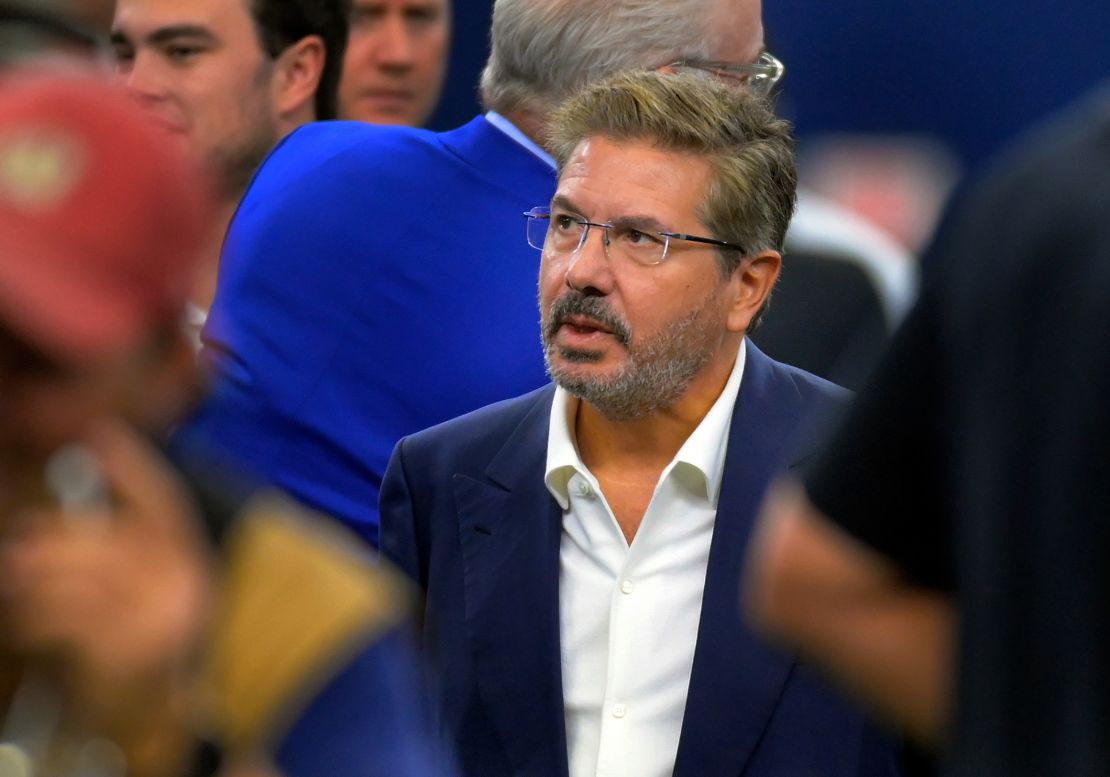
165, 45, 202, 62
352, 6, 385, 27
406, 7, 440, 26
554, 215, 578, 231
622, 228, 661, 246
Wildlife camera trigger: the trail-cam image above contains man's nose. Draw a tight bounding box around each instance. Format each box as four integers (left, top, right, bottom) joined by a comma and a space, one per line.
376, 16, 415, 66
118, 51, 167, 101
564, 224, 614, 294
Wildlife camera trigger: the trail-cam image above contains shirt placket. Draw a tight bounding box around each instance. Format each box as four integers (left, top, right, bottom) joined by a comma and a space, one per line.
596, 510, 647, 777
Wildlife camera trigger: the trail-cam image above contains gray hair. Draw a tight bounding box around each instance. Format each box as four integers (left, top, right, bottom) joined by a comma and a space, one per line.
479, 0, 715, 118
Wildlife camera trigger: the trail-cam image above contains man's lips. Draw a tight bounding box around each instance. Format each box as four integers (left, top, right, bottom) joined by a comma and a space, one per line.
545, 293, 631, 345
560, 315, 614, 336
554, 316, 623, 351
358, 89, 415, 103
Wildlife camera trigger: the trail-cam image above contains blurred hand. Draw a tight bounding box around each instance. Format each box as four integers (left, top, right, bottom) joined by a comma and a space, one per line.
0, 418, 213, 766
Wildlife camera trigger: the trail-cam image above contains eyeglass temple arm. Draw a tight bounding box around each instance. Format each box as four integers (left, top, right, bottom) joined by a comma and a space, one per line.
662, 232, 744, 252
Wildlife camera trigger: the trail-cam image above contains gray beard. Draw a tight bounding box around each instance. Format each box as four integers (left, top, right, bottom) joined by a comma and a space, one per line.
541, 289, 722, 421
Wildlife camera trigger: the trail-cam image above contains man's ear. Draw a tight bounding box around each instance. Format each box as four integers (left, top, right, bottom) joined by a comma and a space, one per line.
272, 35, 326, 122
725, 249, 782, 333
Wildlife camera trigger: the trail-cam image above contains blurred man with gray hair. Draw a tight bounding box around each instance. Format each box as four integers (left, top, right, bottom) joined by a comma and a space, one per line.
183, 0, 791, 548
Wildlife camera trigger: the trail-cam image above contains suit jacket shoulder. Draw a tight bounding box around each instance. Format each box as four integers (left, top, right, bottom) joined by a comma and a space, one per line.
187, 118, 557, 544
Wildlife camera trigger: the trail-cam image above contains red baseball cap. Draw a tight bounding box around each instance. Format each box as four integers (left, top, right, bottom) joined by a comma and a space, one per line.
0, 68, 214, 365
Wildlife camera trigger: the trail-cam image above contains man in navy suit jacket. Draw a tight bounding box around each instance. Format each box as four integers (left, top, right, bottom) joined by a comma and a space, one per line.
381, 71, 900, 777
181, 0, 778, 547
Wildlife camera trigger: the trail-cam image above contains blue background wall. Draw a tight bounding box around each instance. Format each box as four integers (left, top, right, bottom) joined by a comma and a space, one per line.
429, 1, 1108, 171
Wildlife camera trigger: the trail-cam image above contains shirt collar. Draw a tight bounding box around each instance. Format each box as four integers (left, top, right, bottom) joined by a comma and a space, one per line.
673, 338, 747, 507
484, 111, 556, 170
544, 384, 582, 511
544, 339, 747, 510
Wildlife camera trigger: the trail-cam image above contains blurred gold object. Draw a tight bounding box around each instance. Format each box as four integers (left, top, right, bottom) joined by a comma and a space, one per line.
201, 492, 413, 750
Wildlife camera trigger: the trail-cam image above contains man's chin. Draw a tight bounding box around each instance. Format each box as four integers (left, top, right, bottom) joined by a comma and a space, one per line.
557, 345, 605, 364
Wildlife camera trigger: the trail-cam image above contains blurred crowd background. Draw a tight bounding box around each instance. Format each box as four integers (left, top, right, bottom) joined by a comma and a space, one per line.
436, 0, 1108, 255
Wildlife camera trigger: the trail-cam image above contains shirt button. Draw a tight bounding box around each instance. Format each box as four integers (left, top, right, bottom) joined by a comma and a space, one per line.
612, 703, 627, 719
575, 480, 593, 497
620, 579, 634, 594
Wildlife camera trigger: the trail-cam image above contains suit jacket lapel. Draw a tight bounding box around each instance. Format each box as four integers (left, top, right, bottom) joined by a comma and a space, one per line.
673, 344, 809, 777
454, 387, 570, 777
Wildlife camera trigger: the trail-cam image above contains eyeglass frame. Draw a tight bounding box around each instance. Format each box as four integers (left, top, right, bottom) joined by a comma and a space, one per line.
660, 51, 785, 96
523, 206, 745, 267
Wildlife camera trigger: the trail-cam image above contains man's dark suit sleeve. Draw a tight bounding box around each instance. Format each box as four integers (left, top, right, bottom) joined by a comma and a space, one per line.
379, 439, 424, 586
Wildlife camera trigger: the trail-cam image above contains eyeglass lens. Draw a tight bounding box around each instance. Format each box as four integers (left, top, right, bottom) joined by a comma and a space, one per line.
530, 213, 668, 266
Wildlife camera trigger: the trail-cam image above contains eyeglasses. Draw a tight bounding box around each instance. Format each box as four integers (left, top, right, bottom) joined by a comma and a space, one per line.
661, 51, 785, 97
524, 207, 744, 267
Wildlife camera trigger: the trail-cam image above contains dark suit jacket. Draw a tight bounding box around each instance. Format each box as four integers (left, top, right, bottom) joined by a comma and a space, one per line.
380, 343, 900, 777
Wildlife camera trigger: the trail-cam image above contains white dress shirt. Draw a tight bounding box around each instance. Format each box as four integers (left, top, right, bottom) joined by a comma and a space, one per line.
545, 341, 747, 777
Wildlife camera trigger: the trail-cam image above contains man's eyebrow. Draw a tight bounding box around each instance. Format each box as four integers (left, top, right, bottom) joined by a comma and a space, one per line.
110, 24, 219, 47
550, 194, 583, 214
610, 214, 669, 232
550, 196, 669, 231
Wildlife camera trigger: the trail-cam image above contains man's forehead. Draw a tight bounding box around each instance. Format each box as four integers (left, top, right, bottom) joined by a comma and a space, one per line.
560, 136, 710, 178
555, 137, 712, 221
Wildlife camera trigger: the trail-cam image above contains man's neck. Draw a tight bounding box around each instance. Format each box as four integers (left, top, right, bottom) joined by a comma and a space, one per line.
571, 350, 738, 544
497, 108, 548, 148
574, 395, 712, 546
576, 400, 705, 476
189, 110, 313, 312
277, 107, 314, 141
574, 350, 738, 474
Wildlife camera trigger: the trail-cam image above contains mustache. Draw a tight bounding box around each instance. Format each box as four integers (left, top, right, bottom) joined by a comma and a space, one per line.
545, 293, 631, 345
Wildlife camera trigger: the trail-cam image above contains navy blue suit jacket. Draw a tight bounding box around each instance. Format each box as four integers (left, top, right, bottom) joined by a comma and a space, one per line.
380, 343, 900, 777
183, 116, 556, 546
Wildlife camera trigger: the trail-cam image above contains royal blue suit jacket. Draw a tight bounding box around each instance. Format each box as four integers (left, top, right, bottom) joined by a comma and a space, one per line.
184, 116, 556, 546
379, 343, 901, 777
